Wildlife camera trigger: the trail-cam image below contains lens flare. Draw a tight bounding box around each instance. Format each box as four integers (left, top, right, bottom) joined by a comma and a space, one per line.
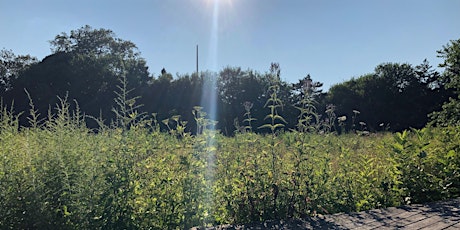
199, 0, 220, 225
204, 0, 233, 7
201, 0, 219, 121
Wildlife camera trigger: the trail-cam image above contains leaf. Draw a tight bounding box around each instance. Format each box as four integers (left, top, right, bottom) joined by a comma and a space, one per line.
243, 118, 257, 122
258, 124, 274, 130
274, 115, 288, 124
447, 150, 456, 159
392, 143, 404, 152
63, 205, 71, 216
264, 114, 274, 120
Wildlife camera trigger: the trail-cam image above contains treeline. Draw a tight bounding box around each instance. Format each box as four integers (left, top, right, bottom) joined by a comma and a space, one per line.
1, 25, 459, 134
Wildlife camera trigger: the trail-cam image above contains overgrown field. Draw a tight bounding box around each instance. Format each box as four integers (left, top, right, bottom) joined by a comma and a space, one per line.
0, 101, 459, 229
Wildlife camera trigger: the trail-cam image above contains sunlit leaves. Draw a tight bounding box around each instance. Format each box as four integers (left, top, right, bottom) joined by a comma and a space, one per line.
0, 96, 459, 228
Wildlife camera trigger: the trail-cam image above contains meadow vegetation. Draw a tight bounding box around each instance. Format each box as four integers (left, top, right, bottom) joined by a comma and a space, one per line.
0, 91, 458, 229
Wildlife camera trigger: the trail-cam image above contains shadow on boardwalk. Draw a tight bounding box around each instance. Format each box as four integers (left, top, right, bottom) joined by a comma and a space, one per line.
195, 198, 460, 229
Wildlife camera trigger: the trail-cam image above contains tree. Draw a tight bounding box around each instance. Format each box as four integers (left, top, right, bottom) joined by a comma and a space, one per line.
438, 39, 460, 92
328, 74, 375, 131
430, 38, 460, 126
217, 67, 267, 134
49, 25, 150, 88
0, 49, 37, 93
50, 25, 137, 59
328, 61, 449, 131
5, 25, 150, 127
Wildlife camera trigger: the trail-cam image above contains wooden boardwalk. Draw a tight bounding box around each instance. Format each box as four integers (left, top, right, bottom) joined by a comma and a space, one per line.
201, 198, 460, 229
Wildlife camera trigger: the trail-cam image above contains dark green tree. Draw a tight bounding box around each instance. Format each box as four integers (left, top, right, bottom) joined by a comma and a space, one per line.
217, 67, 266, 134
0, 49, 37, 93
327, 74, 374, 131
139, 69, 205, 133
328, 61, 450, 131
5, 25, 150, 126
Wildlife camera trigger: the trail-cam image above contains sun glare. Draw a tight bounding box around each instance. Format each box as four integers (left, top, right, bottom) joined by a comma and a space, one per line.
204, 0, 234, 8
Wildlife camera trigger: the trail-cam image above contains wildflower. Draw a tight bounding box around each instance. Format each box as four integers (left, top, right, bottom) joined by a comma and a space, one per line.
338, 116, 347, 122
352, 110, 360, 115
361, 131, 370, 136
193, 106, 203, 112
171, 115, 181, 122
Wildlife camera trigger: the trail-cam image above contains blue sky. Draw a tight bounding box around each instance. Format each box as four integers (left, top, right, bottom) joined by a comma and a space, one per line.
1, 0, 459, 89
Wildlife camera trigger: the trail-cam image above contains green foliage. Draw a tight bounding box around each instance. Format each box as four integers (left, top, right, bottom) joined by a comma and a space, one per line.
4, 26, 150, 129
328, 61, 452, 131
49, 25, 138, 59
242, 101, 256, 133
430, 38, 460, 126
2, 26, 457, 134
293, 75, 327, 133
217, 67, 271, 134
111, 68, 145, 130
437, 39, 460, 92
390, 128, 460, 204
258, 83, 287, 134
0, 96, 459, 228
0, 49, 38, 93
259, 63, 287, 135
429, 97, 460, 127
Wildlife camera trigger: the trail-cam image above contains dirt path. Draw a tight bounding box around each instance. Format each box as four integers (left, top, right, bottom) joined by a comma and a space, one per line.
194, 198, 460, 229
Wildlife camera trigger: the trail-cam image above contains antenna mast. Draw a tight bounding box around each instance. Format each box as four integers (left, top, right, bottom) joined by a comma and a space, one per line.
196, 45, 199, 75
